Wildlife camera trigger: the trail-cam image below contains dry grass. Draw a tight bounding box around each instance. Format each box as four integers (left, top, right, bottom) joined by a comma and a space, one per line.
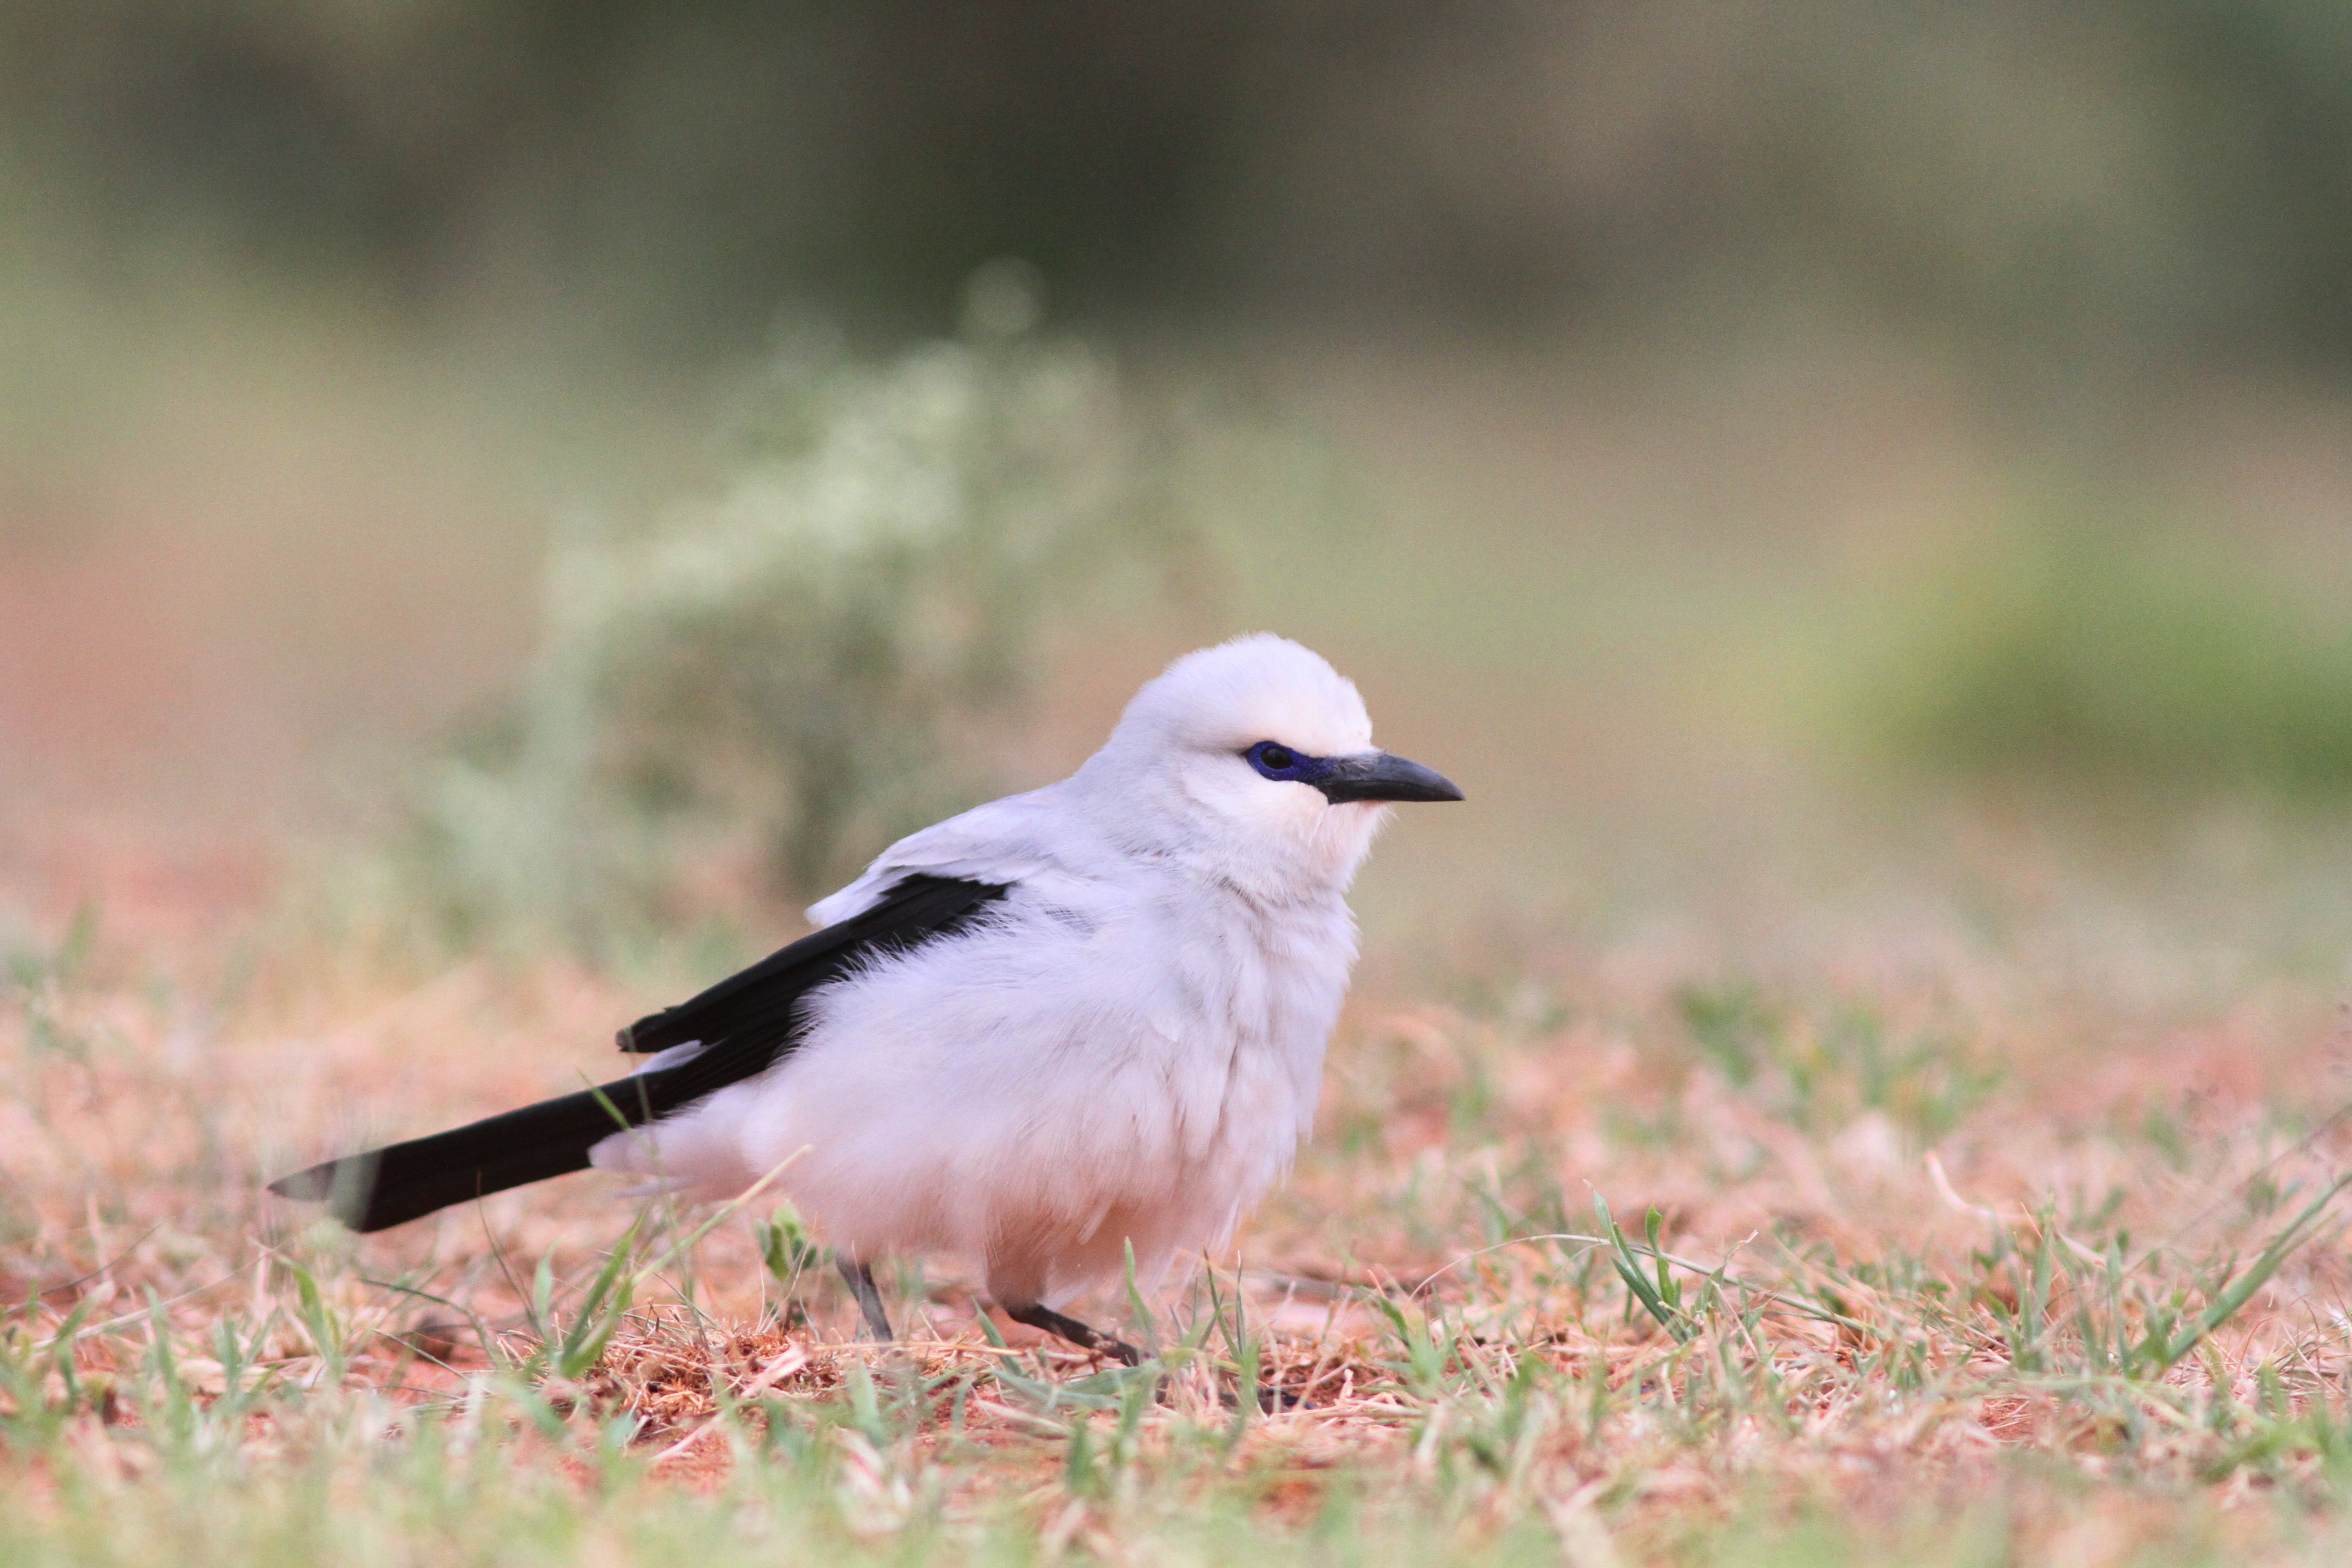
9, 822, 2352, 1567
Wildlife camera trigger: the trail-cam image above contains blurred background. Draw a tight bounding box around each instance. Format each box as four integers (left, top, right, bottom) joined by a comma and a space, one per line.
9, 0, 2352, 991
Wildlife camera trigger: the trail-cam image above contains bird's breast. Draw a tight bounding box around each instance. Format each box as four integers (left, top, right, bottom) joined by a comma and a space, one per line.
738, 877, 1360, 1274
1132, 888, 1356, 1170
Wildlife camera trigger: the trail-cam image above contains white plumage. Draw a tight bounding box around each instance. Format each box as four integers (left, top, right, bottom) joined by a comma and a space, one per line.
592, 634, 1447, 1317
273, 632, 1457, 1356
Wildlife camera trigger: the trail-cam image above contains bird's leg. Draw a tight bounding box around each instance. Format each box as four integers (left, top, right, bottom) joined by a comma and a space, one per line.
1004, 1302, 1143, 1366
838, 1257, 893, 1342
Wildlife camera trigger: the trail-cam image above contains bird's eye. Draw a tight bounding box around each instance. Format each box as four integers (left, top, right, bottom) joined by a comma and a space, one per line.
1247, 740, 1323, 781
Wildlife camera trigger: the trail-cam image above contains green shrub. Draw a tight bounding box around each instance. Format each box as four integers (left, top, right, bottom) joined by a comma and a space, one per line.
407, 306, 1209, 954
1848, 510, 2352, 791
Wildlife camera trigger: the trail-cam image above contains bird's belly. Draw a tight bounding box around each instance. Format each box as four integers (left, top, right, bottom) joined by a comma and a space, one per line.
695, 897, 1352, 1302
735, 1009, 1324, 1299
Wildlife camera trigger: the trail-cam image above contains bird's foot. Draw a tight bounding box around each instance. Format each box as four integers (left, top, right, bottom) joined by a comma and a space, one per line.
1226, 1380, 1310, 1413
838, 1258, 895, 1343
1002, 1302, 1143, 1366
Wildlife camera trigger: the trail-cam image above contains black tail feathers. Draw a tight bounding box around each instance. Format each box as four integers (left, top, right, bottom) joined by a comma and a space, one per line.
269, 1077, 666, 1233
269, 875, 1010, 1233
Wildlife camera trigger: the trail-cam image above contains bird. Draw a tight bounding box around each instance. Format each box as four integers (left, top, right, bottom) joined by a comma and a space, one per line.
270, 634, 1461, 1362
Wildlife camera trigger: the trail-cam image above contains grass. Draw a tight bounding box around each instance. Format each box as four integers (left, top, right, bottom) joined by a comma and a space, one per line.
10, 828, 2352, 1568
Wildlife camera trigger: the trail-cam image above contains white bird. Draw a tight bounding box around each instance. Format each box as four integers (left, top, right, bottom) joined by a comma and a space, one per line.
273, 635, 1461, 1359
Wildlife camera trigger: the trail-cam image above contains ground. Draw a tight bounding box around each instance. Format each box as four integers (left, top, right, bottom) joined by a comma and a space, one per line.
7, 792, 2352, 1568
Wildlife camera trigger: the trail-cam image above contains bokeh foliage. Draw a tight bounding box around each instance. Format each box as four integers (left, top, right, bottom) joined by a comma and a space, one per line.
409, 297, 1207, 951
1848, 509, 2352, 794
12, 1, 2352, 385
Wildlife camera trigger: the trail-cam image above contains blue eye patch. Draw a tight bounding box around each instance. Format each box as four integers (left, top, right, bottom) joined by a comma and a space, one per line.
1244, 740, 1336, 784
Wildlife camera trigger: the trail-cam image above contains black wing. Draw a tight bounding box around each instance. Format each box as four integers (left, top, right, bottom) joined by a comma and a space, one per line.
269, 874, 1009, 1232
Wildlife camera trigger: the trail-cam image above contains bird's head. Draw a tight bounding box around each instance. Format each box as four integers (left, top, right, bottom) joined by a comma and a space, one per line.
1086, 634, 1462, 890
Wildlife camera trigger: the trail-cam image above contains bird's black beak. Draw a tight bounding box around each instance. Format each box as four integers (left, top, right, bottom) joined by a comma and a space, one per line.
1315, 752, 1465, 804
